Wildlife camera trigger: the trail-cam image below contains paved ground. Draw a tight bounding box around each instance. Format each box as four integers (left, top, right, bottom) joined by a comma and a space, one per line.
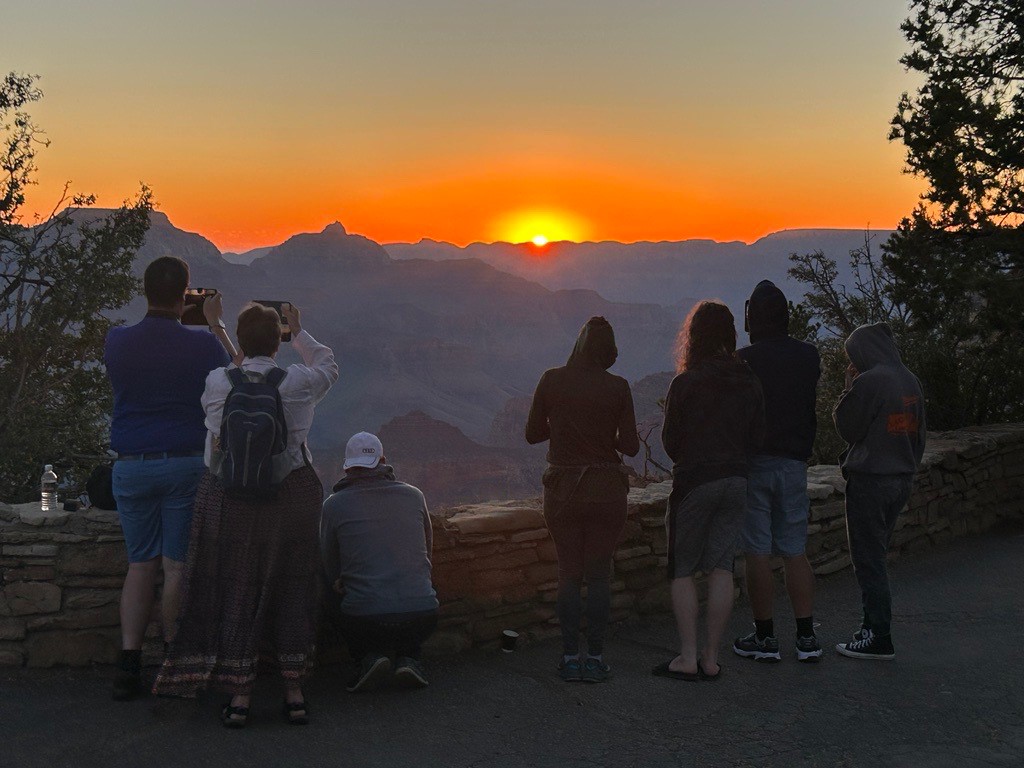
3, 523, 1023, 768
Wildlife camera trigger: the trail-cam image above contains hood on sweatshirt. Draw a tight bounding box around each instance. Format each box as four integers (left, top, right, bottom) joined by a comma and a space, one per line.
845, 322, 903, 373
746, 279, 789, 343
567, 316, 618, 370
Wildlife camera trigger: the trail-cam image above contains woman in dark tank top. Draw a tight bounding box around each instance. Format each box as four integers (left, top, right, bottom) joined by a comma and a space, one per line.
526, 316, 639, 683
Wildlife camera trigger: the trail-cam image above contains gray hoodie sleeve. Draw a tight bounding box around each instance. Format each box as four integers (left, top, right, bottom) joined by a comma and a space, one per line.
319, 504, 341, 586
833, 379, 877, 445
421, 491, 433, 561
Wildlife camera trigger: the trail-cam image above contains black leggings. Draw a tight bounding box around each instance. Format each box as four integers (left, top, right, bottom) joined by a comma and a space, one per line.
338, 610, 438, 661
545, 499, 628, 656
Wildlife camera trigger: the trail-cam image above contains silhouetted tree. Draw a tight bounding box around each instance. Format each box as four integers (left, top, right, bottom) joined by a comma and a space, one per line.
885, 0, 1024, 427
788, 236, 905, 463
891, 0, 1024, 229
792, 2, 1024, 441
0, 73, 152, 501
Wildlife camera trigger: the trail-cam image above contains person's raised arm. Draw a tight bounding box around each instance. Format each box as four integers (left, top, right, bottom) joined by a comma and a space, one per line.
832, 367, 875, 445
525, 371, 551, 444
283, 303, 339, 398
202, 292, 241, 365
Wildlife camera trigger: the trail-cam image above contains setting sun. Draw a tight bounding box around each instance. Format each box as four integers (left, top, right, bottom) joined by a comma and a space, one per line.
493, 209, 591, 245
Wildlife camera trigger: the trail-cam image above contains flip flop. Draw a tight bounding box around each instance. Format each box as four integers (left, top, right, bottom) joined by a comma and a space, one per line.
651, 660, 698, 682
697, 659, 722, 681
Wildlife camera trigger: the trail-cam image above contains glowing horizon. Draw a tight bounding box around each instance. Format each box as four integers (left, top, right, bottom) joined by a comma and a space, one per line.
9, 1, 923, 253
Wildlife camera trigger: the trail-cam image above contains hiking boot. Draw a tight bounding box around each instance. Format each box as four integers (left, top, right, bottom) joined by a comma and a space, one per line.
795, 634, 823, 662
394, 657, 429, 689
112, 650, 142, 701
346, 655, 392, 692
581, 657, 610, 683
836, 628, 895, 660
733, 629, 781, 662
558, 657, 583, 682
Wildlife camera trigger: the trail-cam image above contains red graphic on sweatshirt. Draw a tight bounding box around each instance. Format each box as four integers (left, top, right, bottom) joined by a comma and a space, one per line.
887, 412, 919, 435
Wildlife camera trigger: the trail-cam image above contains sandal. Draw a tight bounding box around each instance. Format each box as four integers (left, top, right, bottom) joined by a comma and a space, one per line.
283, 700, 309, 726
697, 659, 722, 681
651, 660, 699, 682
221, 703, 249, 729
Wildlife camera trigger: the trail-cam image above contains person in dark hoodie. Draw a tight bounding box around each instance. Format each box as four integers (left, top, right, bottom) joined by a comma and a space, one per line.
654, 301, 765, 682
833, 322, 925, 660
732, 280, 823, 664
320, 432, 439, 691
526, 317, 639, 683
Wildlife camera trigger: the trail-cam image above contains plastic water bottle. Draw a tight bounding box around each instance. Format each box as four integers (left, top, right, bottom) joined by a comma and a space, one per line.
40, 464, 58, 512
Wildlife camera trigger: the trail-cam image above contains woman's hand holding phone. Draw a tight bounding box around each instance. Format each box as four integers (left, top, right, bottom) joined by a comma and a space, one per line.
202, 291, 225, 328
282, 303, 301, 338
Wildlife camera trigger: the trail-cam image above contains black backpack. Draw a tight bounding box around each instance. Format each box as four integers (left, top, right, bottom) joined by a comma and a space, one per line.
214, 367, 290, 500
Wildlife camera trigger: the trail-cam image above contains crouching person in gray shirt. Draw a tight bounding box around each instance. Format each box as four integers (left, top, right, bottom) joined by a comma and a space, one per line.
320, 432, 439, 691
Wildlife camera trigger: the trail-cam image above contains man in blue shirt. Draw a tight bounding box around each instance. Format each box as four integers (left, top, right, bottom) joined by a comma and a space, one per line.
104, 256, 234, 700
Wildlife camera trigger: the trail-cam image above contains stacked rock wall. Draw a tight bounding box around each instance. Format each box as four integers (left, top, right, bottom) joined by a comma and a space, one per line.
2, 424, 1022, 666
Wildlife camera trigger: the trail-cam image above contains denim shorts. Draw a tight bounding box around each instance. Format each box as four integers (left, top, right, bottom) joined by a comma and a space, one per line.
112, 456, 206, 562
740, 455, 810, 557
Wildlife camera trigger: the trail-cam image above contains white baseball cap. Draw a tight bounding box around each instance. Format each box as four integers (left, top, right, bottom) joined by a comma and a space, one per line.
343, 432, 384, 470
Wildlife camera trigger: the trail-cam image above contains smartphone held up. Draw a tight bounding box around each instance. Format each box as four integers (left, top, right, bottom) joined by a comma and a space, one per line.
182, 288, 218, 326
255, 300, 293, 342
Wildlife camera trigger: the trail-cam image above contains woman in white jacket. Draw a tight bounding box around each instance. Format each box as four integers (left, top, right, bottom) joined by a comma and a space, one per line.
154, 302, 338, 727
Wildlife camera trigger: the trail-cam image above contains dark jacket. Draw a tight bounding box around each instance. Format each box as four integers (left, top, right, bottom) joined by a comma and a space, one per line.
320, 464, 438, 616
833, 322, 926, 476
662, 355, 766, 497
526, 317, 639, 508
737, 280, 820, 461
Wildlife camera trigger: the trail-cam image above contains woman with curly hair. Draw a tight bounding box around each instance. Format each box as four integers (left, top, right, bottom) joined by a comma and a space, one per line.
653, 301, 764, 682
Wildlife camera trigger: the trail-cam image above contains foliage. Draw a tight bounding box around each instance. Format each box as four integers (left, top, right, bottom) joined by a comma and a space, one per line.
891, 0, 1024, 229
787, 236, 903, 464
886, 0, 1024, 428
791, 2, 1024, 456
883, 213, 1024, 427
0, 73, 152, 502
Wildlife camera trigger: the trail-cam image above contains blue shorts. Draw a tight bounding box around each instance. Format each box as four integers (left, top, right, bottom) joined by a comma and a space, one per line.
112, 456, 206, 562
740, 455, 810, 557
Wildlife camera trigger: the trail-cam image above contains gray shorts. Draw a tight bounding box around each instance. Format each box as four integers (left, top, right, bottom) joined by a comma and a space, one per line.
666, 477, 747, 578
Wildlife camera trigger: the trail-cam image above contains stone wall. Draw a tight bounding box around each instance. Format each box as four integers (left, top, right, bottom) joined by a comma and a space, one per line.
2, 424, 1022, 666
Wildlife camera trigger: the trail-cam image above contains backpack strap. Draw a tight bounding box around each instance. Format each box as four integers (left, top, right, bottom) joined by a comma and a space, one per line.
227, 367, 246, 387
265, 367, 287, 388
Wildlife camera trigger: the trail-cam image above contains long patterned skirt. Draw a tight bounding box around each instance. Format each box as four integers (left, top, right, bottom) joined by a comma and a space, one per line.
153, 465, 323, 697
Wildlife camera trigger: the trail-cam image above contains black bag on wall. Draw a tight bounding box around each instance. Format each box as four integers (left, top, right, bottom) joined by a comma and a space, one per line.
86, 463, 117, 511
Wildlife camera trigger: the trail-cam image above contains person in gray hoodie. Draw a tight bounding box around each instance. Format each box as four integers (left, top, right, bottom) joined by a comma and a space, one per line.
320, 432, 439, 691
833, 322, 926, 660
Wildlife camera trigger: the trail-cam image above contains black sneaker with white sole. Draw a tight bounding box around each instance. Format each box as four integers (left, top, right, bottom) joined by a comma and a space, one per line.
795, 634, 823, 662
346, 654, 392, 692
733, 630, 782, 662
835, 628, 895, 660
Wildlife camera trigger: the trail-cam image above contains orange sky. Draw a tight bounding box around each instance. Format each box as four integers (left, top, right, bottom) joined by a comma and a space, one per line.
10, 1, 923, 252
